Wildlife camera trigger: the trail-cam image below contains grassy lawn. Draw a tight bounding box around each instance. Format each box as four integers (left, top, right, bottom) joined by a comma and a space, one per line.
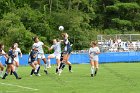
0, 63, 140, 93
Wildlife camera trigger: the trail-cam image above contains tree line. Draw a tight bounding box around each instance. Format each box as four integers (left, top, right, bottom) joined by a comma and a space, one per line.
0, 0, 140, 53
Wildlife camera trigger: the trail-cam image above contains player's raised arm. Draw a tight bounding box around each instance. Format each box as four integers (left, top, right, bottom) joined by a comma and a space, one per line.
43, 44, 52, 51
19, 50, 22, 58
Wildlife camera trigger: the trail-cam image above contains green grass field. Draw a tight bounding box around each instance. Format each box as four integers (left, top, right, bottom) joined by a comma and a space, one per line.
0, 63, 140, 93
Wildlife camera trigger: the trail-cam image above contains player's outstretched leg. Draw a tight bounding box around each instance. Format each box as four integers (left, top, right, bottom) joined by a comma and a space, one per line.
34, 64, 41, 76
47, 59, 51, 68
94, 61, 99, 76
0, 63, 4, 77
2, 72, 8, 79
13, 71, 21, 79
58, 62, 65, 75
91, 66, 95, 77
30, 69, 35, 76
42, 58, 48, 75
67, 61, 72, 72
94, 68, 98, 76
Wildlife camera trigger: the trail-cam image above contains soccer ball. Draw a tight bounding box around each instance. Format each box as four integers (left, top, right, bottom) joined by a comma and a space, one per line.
59, 26, 64, 31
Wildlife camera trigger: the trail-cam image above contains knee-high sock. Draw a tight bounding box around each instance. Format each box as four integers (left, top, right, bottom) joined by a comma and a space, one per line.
59, 62, 63, 69
69, 65, 72, 71
47, 59, 51, 67
95, 68, 98, 75
10, 70, 13, 75
44, 63, 48, 70
62, 64, 65, 70
37, 66, 40, 74
56, 68, 58, 73
59, 62, 65, 70
13, 71, 19, 79
30, 69, 35, 75
35, 64, 40, 73
2, 72, 8, 79
91, 66, 95, 74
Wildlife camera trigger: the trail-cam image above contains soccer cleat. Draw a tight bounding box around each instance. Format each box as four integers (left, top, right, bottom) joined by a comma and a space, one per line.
91, 74, 94, 77
34, 72, 37, 74
58, 69, 62, 76
37, 74, 41, 76
16, 77, 22, 79
69, 70, 73, 73
58, 73, 61, 76
35, 73, 41, 76
58, 71, 61, 76
44, 70, 48, 75
30, 75, 33, 77
2, 77, 5, 79
59, 69, 62, 73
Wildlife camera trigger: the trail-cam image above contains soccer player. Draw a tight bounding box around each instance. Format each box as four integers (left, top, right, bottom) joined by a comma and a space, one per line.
89, 41, 100, 77
58, 33, 72, 75
32, 36, 48, 75
47, 39, 61, 73
13, 43, 22, 72
28, 47, 39, 76
0, 44, 6, 78
2, 45, 21, 79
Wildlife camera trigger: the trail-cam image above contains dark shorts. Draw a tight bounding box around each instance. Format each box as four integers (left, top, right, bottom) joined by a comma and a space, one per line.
5, 59, 13, 64
28, 61, 34, 65
5, 61, 13, 65
60, 49, 71, 61
28, 58, 35, 64
65, 48, 72, 55
6, 63, 13, 65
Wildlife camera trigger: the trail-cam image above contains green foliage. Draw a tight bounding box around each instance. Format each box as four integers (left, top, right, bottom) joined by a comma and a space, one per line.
106, 5, 119, 12
0, 0, 140, 53
112, 18, 132, 26
1, 27, 33, 53
104, 29, 121, 34
116, 2, 140, 10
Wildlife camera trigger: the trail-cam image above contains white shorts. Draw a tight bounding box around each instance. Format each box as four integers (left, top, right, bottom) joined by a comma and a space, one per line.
14, 57, 19, 62
90, 56, 99, 62
0, 57, 2, 62
52, 53, 61, 60
37, 53, 46, 59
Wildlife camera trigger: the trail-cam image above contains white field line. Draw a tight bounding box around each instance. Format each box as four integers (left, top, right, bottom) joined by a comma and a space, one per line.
0, 82, 39, 91
5, 91, 18, 93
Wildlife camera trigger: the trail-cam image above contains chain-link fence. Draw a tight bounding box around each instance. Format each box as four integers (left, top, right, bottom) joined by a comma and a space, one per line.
97, 34, 140, 52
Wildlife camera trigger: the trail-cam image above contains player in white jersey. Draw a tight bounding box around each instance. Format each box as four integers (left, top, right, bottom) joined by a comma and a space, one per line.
32, 36, 48, 75
13, 43, 22, 72
89, 41, 100, 77
0, 44, 6, 77
47, 39, 61, 73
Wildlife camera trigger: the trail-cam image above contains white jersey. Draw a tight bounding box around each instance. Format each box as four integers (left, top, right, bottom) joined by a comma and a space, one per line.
33, 41, 44, 54
89, 47, 100, 61
14, 48, 21, 61
89, 47, 100, 56
51, 42, 61, 54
